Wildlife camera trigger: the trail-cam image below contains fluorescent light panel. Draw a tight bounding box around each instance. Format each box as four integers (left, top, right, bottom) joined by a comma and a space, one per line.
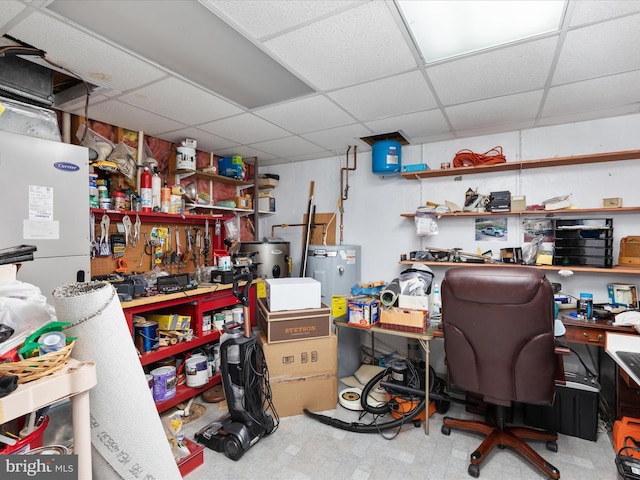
398, 0, 566, 63
46, 0, 314, 109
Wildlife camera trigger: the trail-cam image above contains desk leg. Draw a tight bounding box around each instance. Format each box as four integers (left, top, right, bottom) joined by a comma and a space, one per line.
419, 338, 430, 435
71, 390, 92, 480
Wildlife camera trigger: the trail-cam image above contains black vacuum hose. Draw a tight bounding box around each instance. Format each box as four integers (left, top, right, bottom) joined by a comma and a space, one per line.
302, 398, 427, 433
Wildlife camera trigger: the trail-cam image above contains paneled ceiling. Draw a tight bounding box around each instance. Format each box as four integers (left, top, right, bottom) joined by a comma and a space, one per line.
1, 0, 639, 166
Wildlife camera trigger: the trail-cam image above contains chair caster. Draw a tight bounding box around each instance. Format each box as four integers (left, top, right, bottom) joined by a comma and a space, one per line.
413, 420, 421, 428
468, 463, 480, 478
441, 424, 451, 435
546, 441, 558, 452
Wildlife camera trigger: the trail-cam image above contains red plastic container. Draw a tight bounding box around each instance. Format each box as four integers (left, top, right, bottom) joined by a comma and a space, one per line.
177, 438, 204, 477
0, 416, 49, 455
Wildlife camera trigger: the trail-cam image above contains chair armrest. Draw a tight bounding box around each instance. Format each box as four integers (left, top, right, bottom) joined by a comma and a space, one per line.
553, 337, 569, 386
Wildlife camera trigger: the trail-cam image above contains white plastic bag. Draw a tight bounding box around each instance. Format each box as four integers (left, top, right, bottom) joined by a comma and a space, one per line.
0, 281, 55, 356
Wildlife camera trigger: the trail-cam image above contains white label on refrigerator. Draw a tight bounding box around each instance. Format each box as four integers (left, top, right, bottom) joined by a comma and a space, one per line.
28, 185, 53, 220
23, 219, 59, 239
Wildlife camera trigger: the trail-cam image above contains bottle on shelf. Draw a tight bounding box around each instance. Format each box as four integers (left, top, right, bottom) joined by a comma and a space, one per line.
140, 166, 153, 212
152, 168, 162, 212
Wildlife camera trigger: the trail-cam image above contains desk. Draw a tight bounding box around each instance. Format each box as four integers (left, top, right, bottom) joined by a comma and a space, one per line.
333, 317, 434, 435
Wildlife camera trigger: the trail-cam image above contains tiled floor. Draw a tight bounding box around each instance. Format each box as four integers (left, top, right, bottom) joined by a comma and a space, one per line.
182, 396, 620, 480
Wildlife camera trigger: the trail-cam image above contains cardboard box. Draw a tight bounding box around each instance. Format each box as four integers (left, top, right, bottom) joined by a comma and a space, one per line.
144, 314, 191, 331
265, 277, 321, 311
511, 195, 526, 211
258, 196, 276, 212
258, 177, 279, 189
380, 308, 428, 333
257, 297, 331, 343
347, 297, 379, 327
398, 294, 429, 311
258, 331, 337, 417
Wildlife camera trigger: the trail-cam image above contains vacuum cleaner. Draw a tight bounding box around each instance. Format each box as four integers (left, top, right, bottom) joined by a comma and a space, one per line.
195, 272, 278, 460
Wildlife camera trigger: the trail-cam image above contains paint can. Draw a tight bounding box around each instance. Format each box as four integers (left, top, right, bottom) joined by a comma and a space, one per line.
218, 255, 232, 271
185, 355, 209, 388
213, 312, 226, 331
176, 146, 196, 171
145, 374, 153, 390
151, 366, 176, 402
232, 307, 244, 325
134, 321, 159, 354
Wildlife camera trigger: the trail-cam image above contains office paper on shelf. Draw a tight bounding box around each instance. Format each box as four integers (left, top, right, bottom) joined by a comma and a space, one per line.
52, 281, 181, 480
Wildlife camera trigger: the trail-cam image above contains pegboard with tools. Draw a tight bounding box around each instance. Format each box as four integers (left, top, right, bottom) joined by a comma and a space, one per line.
90, 209, 228, 278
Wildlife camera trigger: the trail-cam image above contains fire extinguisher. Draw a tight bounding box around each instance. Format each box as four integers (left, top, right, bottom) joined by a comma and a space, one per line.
140, 166, 152, 212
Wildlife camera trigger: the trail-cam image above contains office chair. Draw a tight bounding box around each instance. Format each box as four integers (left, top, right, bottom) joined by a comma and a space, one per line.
441, 266, 562, 479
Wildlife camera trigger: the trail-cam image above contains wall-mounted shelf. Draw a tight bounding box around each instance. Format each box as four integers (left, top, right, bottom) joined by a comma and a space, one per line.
175, 169, 254, 187
401, 206, 640, 218
400, 260, 640, 275
401, 149, 640, 180
90, 208, 228, 224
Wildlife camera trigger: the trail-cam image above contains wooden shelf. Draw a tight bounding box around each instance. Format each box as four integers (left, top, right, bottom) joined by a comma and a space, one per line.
176, 169, 253, 187
399, 260, 640, 275
401, 149, 640, 180
401, 206, 640, 218
90, 208, 229, 224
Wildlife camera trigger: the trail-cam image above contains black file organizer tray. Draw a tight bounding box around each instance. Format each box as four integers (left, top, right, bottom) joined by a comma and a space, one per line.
553, 218, 613, 268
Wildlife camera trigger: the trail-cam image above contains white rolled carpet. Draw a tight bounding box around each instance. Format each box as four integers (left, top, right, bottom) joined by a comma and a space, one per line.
52, 282, 181, 480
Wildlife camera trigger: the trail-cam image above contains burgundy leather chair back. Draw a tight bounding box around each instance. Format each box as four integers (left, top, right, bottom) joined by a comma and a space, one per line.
441, 266, 556, 407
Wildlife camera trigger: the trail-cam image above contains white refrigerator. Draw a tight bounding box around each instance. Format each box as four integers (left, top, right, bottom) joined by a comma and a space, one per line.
0, 129, 90, 298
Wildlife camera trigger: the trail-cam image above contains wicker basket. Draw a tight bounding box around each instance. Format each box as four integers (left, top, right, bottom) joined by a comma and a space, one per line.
0, 341, 75, 384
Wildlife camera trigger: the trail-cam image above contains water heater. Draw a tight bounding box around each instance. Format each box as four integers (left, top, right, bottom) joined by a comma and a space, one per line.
239, 241, 290, 279
306, 245, 361, 378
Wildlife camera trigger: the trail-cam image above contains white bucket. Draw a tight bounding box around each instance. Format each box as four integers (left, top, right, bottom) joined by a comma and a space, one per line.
185, 355, 208, 388
176, 146, 196, 171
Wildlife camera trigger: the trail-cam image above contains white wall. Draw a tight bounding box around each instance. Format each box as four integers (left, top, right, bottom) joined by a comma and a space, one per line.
258, 113, 640, 365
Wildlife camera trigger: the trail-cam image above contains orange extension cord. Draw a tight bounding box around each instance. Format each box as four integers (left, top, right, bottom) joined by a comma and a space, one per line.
453, 146, 507, 168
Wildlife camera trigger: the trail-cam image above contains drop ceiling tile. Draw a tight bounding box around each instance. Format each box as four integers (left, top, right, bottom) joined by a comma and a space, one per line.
264, 1, 416, 90
328, 71, 436, 121
0, 0, 26, 27
119, 77, 244, 125
154, 127, 240, 153
543, 70, 640, 118
301, 123, 372, 151
204, 0, 360, 39
198, 114, 290, 144
570, 0, 640, 27
254, 95, 354, 134
446, 91, 542, 131
553, 14, 640, 84
428, 37, 558, 106
538, 104, 640, 128
364, 110, 451, 141
249, 135, 326, 158
70, 99, 185, 136
8, 11, 166, 92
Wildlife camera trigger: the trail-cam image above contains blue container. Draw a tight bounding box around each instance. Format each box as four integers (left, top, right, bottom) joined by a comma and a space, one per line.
218, 155, 244, 179
372, 140, 401, 175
